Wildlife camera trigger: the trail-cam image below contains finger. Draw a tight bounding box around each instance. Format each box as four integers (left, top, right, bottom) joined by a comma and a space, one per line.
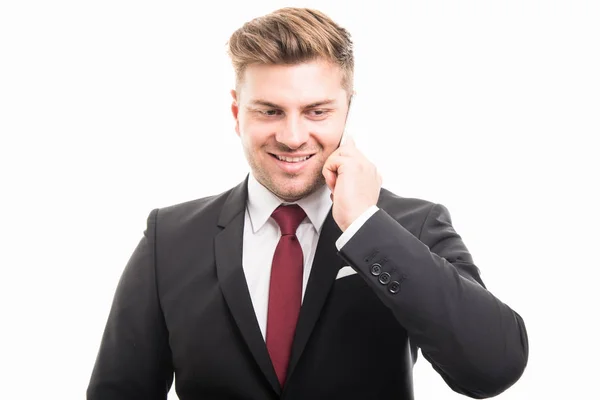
323, 152, 346, 190
337, 147, 358, 158
322, 167, 337, 192
323, 153, 345, 174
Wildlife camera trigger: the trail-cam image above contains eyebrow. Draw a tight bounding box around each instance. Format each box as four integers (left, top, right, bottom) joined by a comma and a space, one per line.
248, 99, 337, 109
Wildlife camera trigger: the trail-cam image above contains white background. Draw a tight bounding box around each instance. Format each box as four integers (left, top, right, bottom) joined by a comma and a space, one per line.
1, 1, 598, 399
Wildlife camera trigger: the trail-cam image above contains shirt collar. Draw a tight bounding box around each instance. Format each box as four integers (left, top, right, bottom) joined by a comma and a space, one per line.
246, 172, 332, 234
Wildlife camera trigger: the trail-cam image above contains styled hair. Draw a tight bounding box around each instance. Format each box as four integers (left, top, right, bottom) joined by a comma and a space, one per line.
227, 7, 354, 95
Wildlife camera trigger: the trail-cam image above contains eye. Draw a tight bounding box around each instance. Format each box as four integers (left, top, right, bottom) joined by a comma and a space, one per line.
307, 109, 331, 119
260, 109, 283, 117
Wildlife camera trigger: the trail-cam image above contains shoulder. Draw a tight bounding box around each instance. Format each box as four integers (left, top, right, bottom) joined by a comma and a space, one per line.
378, 187, 437, 218
159, 190, 230, 222
376, 187, 443, 237
144, 184, 238, 238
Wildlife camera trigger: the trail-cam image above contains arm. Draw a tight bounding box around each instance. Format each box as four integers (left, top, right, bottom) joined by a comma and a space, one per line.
87, 209, 173, 400
337, 204, 528, 398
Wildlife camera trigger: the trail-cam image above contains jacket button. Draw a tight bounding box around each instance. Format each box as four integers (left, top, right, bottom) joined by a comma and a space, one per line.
378, 272, 391, 285
370, 263, 382, 276
388, 281, 400, 294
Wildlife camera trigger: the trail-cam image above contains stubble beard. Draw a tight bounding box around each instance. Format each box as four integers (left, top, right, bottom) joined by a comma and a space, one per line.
248, 151, 326, 202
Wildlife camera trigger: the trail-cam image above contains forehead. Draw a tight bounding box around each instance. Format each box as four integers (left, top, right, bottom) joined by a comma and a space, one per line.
240, 60, 346, 106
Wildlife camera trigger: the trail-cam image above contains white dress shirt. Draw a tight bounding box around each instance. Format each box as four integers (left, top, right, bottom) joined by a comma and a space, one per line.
242, 173, 378, 340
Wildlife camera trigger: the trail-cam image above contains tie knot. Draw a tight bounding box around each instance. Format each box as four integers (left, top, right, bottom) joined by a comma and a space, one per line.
271, 204, 306, 236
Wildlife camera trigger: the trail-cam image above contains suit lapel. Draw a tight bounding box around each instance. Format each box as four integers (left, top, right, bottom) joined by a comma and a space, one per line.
215, 175, 281, 395
286, 209, 345, 382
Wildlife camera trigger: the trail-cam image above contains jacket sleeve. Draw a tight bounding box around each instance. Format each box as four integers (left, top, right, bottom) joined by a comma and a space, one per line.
337, 204, 529, 398
87, 209, 173, 400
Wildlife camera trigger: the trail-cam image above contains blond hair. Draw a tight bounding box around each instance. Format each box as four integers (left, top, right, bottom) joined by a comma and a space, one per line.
227, 7, 354, 95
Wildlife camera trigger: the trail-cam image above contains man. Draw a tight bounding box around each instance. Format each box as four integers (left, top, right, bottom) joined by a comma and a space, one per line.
87, 7, 528, 400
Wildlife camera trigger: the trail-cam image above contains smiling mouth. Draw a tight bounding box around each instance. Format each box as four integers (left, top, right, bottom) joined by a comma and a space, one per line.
269, 154, 315, 163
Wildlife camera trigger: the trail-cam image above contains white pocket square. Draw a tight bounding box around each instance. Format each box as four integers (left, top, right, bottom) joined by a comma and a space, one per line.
335, 266, 358, 280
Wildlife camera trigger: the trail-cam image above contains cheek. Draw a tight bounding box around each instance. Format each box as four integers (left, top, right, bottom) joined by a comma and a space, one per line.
239, 119, 268, 146
311, 116, 345, 143
314, 128, 344, 151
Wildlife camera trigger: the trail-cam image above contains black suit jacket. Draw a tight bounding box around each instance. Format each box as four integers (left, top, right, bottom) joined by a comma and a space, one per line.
87, 175, 528, 399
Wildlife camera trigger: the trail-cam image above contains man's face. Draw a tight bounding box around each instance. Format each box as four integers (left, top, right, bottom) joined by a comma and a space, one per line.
231, 59, 350, 202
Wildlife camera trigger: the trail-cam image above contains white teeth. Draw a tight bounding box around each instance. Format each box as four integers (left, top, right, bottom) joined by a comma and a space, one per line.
276, 155, 311, 162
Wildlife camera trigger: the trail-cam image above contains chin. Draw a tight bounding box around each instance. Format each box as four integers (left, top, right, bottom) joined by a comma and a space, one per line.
272, 175, 324, 201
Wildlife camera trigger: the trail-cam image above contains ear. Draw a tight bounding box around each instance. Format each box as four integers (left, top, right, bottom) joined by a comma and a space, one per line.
230, 89, 240, 136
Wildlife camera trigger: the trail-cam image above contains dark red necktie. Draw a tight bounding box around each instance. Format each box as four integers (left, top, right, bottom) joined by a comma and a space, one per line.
266, 204, 306, 388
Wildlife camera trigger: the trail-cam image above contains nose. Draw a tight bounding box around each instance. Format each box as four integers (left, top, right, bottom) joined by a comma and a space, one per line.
275, 115, 309, 150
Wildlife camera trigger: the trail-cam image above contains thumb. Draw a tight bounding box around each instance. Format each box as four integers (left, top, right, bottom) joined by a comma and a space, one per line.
322, 166, 337, 192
